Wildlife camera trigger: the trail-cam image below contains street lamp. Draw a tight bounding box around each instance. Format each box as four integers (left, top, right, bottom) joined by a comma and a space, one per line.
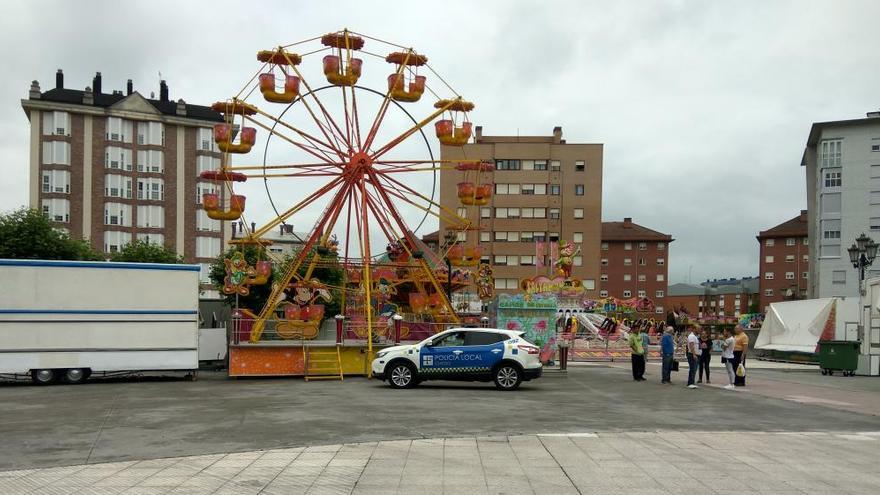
847, 233, 878, 293
443, 230, 456, 301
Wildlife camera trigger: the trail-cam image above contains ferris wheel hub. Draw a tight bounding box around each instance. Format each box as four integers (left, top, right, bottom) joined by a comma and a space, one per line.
348, 151, 373, 171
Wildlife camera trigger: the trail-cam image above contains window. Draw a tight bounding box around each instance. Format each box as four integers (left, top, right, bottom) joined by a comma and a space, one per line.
765, 255, 774, 263
599, 290, 608, 297
574, 160, 585, 172
494, 278, 519, 290
638, 290, 646, 298
658, 242, 665, 251
137, 150, 164, 173
600, 258, 608, 266
196, 236, 222, 258
137, 122, 164, 146
137, 233, 165, 246
106, 117, 133, 143
197, 128, 217, 152
494, 184, 520, 195
41, 198, 69, 223
871, 217, 880, 231
803, 238, 809, 245
534, 161, 548, 171
820, 139, 841, 168
872, 191, 880, 205
196, 182, 215, 203
549, 208, 560, 220
786, 254, 795, 262
549, 232, 559, 242
822, 193, 842, 214
521, 207, 545, 219
823, 169, 842, 188
41, 170, 70, 194
466, 332, 508, 346
765, 239, 774, 247
104, 174, 132, 199
765, 272, 774, 280
573, 232, 583, 243
104, 202, 132, 226
137, 178, 164, 201
655, 290, 665, 298
137, 205, 164, 228
657, 274, 665, 282
42, 111, 71, 136
573, 256, 582, 266
494, 255, 508, 266
822, 219, 841, 240
584, 279, 595, 290
456, 231, 466, 242
656, 307, 664, 315
623, 274, 632, 281
574, 184, 584, 195
601, 242, 608, 251
573, 208, 584, 219
456, 207, 467, 218
638, 274, 646, 282
638, 242, 647, 250
785, 272, 795, 280
550, 160, 561, 171
873, 143, 880, 152
521, 160, 534, 170
656, 258, 665, 266
519, 256, 535, 266
623, 258, 632, 266
549, 184, 560, 195
105, 146, 132, 171
495, 159, 520, 170
803, 271, 809, 279
872, 165, 880, 178
623, 290, 632, 298
103, 231, 132, 253
480, 207, 491, 219
495, 207, 520, 218
197, 155, 220, 176
493, 231, 519, 242
42, 141, 70, 165
600, 274, 608, 282
521, 184, 546, 195
832, 270, 846, 284
821, 244, 840, 257
480, 231, 491, 242
638, 258, 646, 266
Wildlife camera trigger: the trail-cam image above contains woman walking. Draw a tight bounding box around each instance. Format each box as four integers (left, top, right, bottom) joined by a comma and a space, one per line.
721, 328, 736, 389
697, 329, 712, 384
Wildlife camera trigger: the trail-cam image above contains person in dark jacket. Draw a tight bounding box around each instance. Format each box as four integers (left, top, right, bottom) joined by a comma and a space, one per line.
660, 326, 675, 384
697, 329, 712, 384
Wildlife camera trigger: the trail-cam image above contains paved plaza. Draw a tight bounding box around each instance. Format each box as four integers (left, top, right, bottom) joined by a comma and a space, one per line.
2, 364, 879, 493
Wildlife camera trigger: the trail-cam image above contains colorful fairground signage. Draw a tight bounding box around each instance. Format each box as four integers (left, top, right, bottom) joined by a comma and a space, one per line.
498, 293, 558, 310
520, 275, 584, 297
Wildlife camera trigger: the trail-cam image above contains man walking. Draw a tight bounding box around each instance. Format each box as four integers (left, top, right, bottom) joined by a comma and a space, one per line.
661, 326, 675, 384
686, 326, 701, 389
628, 326, 646, 381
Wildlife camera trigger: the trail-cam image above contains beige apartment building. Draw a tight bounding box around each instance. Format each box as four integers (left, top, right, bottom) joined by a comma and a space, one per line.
21, 70, 229, 287
439, 126, 603, 295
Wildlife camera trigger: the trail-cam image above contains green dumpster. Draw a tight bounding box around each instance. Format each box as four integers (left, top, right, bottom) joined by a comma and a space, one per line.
818, 340, 860, 376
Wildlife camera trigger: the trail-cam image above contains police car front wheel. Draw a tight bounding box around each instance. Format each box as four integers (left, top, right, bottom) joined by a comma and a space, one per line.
494, 364, 523, 391
388, 362, 417, 389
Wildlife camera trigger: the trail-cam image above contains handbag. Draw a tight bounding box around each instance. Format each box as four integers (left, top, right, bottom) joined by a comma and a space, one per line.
736, 363, 746, 377
671, 359, 679, 372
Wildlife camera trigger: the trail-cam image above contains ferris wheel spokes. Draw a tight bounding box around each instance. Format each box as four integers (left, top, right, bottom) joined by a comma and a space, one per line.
369, 100, 455, 161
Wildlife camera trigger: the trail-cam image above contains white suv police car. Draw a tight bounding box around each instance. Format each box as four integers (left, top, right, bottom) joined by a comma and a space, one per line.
371, 328, 542, 390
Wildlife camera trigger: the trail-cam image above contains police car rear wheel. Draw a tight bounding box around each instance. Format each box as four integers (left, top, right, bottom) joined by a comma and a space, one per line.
388, 362, 416, 389
494, 365, 522, 391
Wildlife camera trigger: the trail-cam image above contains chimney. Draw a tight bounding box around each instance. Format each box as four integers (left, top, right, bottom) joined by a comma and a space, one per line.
176, 98, 187, 116
159, 80, 168, 102
83, 86, 93, 105
126, 79, 133, 95
92, 72, 102, 94
623, 217, 633, 228
29, 80, 41, 99
552, 126, 562, 144
800, 209, 808, 220
475, 125, 483, 142
867, 109, 880, 118
55, 69, 63, 89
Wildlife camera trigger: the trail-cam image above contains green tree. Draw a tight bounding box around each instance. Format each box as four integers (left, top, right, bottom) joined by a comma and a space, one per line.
0, 207, 100, 260
209, 246, 344, 317
109, 239, 184, 264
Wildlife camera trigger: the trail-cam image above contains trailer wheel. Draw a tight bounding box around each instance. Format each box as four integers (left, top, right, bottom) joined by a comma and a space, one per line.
31, 369, 57, 385
63, 368, 89, 384
821, 369, 828, 375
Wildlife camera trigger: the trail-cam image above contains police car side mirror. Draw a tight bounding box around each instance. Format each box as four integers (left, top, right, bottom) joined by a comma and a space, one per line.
424, 340, 434, 347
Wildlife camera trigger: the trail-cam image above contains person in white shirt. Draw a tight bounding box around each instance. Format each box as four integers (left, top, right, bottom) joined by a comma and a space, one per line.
686, 326, 701, 389
721, 328, 736, 389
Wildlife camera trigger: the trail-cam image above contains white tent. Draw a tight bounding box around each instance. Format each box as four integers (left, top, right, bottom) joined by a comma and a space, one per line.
755, 298, 857, 353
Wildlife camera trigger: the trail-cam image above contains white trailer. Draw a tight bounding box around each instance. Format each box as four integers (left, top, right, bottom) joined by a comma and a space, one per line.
0, 259, 200, 384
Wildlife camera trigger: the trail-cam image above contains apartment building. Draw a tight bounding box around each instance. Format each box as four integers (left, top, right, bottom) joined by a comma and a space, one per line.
757, 210, 809, 308
803, 110, 880, 297
666, 277, 759, 319
599, 218, 673, 314
438, 127, 602, 295
21, 70, 228, 284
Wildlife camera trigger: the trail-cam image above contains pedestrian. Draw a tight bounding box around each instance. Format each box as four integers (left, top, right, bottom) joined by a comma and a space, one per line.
686, 325, 701, 389
641, 322, 651, 377
628, 325, 646, 381
661, 326, 675, 384
721, 328, 736, 389
697, 328, 712, 384
732, 326, 749, 387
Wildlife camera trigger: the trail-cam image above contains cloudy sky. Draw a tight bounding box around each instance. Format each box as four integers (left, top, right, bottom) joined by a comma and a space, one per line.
1, 0, 878, 283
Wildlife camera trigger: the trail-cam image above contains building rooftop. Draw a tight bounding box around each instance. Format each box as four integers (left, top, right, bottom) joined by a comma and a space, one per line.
421, 230, 439, 243
801, 110, 880, 165
601, 218, 673, 242
667, 277, 759, 297
25, 70, 222, 122
758, 210, 808, 239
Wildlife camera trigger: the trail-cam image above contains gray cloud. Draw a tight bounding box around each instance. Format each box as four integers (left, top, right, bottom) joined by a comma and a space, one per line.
1, 0, 878, 283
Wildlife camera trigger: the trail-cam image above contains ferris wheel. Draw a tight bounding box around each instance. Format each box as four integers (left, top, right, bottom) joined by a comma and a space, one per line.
203, 29, 495, 345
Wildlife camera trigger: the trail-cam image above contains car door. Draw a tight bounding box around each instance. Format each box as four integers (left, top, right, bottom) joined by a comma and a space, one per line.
461, 331, 508, 377
419, 331, 467, 378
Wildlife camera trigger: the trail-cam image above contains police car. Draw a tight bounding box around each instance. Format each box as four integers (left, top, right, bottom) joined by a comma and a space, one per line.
371, 328, 542, 390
